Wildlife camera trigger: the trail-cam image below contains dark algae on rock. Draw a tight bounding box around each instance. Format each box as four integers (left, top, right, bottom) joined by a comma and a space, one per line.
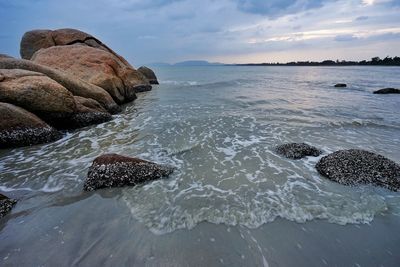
0, 194, 17, 218
316, 149, 400, 191
84, 153, 174, 191
0, 102, 62, 148
275, 143, 321, 159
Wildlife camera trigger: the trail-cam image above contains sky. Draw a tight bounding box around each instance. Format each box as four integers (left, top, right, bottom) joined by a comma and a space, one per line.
1, 0, 400, 65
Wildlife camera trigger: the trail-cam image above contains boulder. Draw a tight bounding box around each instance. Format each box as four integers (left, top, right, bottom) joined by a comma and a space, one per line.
69, 96, 113, 129
0, 68, 77, 120
74, 96, 108, 113
0, 102, 62, 148
276, 143, 321, 159
138, 66, 159, 84
0, 57, 120, 114
0, 68, 114, 129
0, 193, 17, 218
316, 149, 400, 191
32, 45, 151, 104
334, 83, 347, 87
20, 28, 132, 68
84, 153, 174, 191
373, 88, 400, 94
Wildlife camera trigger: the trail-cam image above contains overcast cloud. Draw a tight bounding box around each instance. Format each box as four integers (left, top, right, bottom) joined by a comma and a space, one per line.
0, 0, 399, 65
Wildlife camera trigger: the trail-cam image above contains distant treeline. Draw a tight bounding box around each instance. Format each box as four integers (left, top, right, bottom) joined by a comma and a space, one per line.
234, 56, 400, 66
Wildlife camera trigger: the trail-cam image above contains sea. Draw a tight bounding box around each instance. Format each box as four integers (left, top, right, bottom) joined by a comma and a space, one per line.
1, 65, 400, 266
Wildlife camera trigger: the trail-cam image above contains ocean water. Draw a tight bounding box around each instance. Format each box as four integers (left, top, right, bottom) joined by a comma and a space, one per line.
1, 66, 400, 266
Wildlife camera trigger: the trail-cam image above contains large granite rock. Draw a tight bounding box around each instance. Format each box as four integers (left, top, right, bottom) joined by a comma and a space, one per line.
316, 149, 400, 191
373, 88, 400, 94
0, 102, 62, 148
69, 96, 112, 129
20, 28, 132, 67
0, 68, 77, 118
138, 66, 159, 84
0, 68, 113, 129
0, 57, 120, 114
0, 194, 17, 218
84, 153, 174, 191
32, 45, 150, 104
276, 143, 321, 159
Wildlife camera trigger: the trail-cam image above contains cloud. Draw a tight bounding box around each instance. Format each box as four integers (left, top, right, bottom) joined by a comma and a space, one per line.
335, 34, 358, 41
0, 0, 398, 64
355, 16, 369, 21
233, 0, 331, 17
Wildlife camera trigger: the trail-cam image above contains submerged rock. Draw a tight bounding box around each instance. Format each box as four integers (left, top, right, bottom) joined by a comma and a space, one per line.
276, 143, 321, 159
373, 88, 400, 94
0, 102, 62, 148
0, 194, 17, 218
316, 149, 400, 191
334, 83, 347, 87
138, 66, 159, 85
84, 154, 174, 191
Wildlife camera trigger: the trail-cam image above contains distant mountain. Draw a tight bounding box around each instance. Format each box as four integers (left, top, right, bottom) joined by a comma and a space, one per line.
173, 60, 223, 66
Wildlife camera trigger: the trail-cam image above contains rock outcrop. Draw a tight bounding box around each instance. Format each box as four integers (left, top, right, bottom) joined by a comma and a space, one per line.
334, 83, 347, 87
0, 193, 17, 218
32, 45, 150, 103
316, 149, 400, 191
0, 102, 61, 148
0, 57, 120, 114
138, 66, 159, 84
0, 69, 77, 118
84, 153, 174, 191
373, 88, 400, 94
0, 28, 158, 148
20, 28, 131, 66
69, 96, 112, 129
0, 68, 113, 129
276, 143, 321, 159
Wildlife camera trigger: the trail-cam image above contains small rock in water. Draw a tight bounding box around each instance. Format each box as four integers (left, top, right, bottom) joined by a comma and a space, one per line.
84, 153, 174, 191
138, 66, 159, 85
373, 88, 400, 94
0, 194, 17, 218
275, 143, 321, 159
334, 83, 347, 87
316, 149, 400, 191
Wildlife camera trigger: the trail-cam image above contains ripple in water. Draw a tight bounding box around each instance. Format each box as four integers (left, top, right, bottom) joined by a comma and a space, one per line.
1, 66, 400, 234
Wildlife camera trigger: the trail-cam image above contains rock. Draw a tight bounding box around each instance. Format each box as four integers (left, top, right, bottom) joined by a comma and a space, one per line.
0, 68, 77, 119
74, 96, 108, 113
32, 45, 151, 104
0, 194, 17, 218
276, 143, 321, 159
20, 28, 132, 68
0, 68, 114, 129
334, 83, 347, 87
69, 96, 112, 129
20, 30, 55, 60
373, 88, 400, 94
84, 153, 174, 191
0, 102, 62, 148
138, 66, 159, 84
316, 149, 400, 191
0, 57, 120, 114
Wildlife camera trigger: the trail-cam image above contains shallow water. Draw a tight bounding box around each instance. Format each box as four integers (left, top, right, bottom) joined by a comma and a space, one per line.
1, 66, 400, 266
